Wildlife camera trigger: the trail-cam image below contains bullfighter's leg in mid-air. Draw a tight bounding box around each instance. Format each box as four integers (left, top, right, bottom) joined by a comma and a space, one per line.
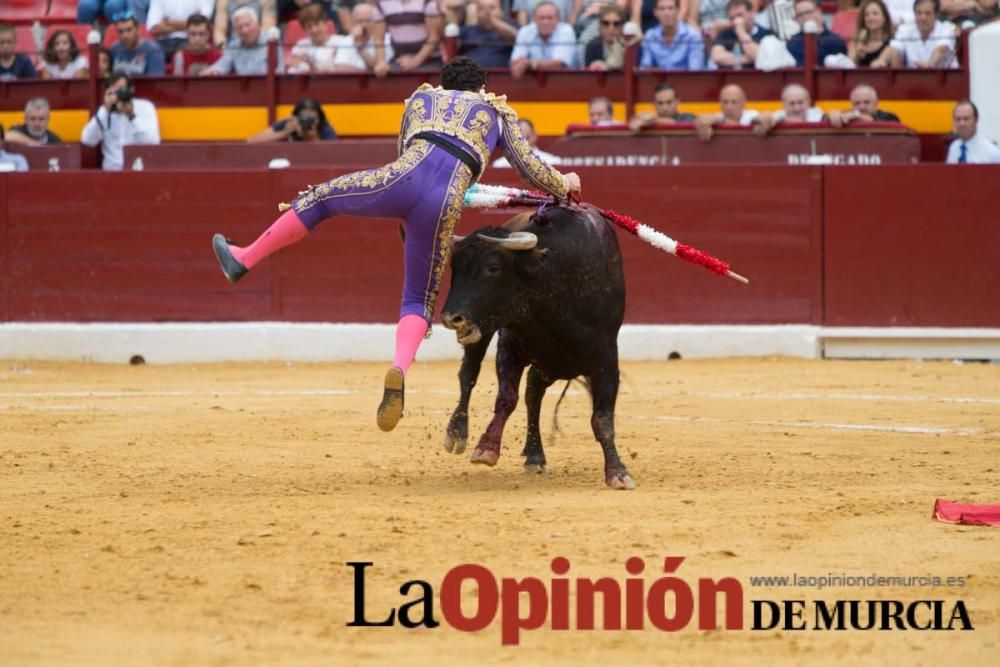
470, 333, 526, 466
589, 355, 635, 489
522, 366, 554, 473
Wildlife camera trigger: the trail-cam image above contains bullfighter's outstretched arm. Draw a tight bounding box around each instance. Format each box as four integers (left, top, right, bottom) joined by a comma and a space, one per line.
494, 103, 570, 200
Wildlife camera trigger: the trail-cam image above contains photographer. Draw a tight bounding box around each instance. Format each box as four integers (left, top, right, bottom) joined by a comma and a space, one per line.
248, 98, 336, 143
81, 73, 161, 171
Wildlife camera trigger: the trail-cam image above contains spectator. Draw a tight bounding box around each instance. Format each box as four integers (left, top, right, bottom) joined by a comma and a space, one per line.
828, 83, 900, 126
204, 7, 284, 74
214, 0, 278, 48
641, 0, 705, 70
334, 0, 362, 31
710, 0, 774, 69
786, 0, 846, 66
98, 47, 113, 78
515, 0, 577, 26
492, 118, 561, 167
147, 0, 215, 59
249, 97, 336, 142
332, 2, 393, 71
6, 99, 63, 145
81, 73, 161, 171
753, 83, 824, 134
0, 24, 38, 81
946, 100, 1000, 163
173, 14, 223, 74
690, 0, 730, 40
589, 96, 616, 124
583, 4, 630, 71
40, 30, 90, 80
883, 0, 915, 25
279, 1, 339, 27
889, 0, 957, 68
459, 0, 517, 68
0, 127, 30, 173
510, 2, 577, 77
111, 11, 167, 76
133, 0, 153, 25
78, 0, 130, 24
371, 0, 443, 76
288, 3, 339, 73
848, 0, 900, 68
939, 0, 998, 24
629, 82, 696, 130
694, 83, 759, 140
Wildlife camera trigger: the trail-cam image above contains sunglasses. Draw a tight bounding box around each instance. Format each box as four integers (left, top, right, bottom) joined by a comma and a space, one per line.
112, 9, 135, 22
600, 19, 623, 27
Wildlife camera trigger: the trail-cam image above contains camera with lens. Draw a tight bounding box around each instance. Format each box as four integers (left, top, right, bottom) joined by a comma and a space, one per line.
115, 87, 135, 104
296, 114, 317, 132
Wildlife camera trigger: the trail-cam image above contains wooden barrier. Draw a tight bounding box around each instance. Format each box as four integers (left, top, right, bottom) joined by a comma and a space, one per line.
124, 140, 399, 170
0, 165, 996, 327
555, 123, 920, 165
2, 142, 82, 171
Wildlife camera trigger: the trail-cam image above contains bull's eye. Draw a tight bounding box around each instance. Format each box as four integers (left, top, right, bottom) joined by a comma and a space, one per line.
485, 263, 501, 277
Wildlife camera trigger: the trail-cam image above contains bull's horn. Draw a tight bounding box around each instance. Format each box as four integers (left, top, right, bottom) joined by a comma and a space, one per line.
476, 231, 538, 250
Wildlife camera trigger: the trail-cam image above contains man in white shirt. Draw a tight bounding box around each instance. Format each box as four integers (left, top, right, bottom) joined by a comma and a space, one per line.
889, 0, 957, 68
0, 125, 29, 172
332, 2, 393, 72
81, 73, 161, 171
492, 118, 561, 168
510, 1, 577, 77
147, 0, 215, 55
753, 83, 825, 135
946, 100, 1000, 164
695, 83, 760, 141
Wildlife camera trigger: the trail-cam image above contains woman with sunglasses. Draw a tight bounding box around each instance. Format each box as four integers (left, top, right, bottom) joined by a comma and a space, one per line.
211, 57, 581, 433
583, 4, 629, 70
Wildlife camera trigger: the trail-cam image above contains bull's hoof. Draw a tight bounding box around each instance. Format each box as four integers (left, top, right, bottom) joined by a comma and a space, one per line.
523, 462, 546, 474
470, 447, 499, 466
443, 432, 468, 455
606, 470, 636, 490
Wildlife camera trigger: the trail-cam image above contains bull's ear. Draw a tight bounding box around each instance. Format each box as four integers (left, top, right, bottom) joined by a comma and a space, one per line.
524, 247, 549, 273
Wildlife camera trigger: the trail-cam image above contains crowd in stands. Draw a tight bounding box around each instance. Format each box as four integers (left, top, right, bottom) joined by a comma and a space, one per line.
1, 0, 998, 168
0, 0, 996, 82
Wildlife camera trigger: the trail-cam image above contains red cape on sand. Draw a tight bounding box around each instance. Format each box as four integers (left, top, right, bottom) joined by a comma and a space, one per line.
932, 499, 1000, 526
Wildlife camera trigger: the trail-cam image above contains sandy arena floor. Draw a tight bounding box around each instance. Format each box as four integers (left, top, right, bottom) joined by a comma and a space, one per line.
0, 358, 998, 666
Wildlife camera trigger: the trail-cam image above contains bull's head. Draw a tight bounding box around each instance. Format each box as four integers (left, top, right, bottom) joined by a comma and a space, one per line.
442, 229, 548, 345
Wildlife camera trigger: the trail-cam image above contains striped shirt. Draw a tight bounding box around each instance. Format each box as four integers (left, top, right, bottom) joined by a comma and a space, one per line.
372, 0, 440, 58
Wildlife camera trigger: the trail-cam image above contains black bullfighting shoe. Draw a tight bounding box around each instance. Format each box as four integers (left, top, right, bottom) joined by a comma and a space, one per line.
212, 233, 248, 284
376, 366, 405, 432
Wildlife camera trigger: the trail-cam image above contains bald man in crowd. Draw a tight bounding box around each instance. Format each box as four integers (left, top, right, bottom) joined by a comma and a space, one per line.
695, 83, 760, 141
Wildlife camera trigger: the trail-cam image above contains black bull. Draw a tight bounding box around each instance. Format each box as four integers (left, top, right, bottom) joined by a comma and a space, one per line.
440, 203, 635, 489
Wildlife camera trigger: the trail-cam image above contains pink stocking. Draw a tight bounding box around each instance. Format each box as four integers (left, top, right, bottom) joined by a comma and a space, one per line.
392, 314, 429, 374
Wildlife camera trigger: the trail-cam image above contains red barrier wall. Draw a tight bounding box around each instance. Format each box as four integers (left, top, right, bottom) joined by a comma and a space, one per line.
1, 166, 997, 327
823, 165, 1000, 327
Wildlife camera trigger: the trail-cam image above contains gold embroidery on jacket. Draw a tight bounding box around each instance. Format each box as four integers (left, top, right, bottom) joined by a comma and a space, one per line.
291, 141, 432, 213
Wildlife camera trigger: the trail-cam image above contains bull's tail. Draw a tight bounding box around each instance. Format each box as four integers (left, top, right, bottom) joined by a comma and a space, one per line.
551, 377, 591, 439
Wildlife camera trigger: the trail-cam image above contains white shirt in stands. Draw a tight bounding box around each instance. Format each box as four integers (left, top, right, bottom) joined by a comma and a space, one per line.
289, 35, 339, 73
883, 0, 914, 27
493, 148, 562, 168
891, 21, 957, 68
146, 0, 216, 40
946, 134, 1000, 164
771, 107, 825, 123
81, 99, 161, 171
331, 34, 393, 71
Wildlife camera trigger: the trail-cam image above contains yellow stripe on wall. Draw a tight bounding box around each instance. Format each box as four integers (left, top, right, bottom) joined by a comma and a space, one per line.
1, 101, 955, 143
